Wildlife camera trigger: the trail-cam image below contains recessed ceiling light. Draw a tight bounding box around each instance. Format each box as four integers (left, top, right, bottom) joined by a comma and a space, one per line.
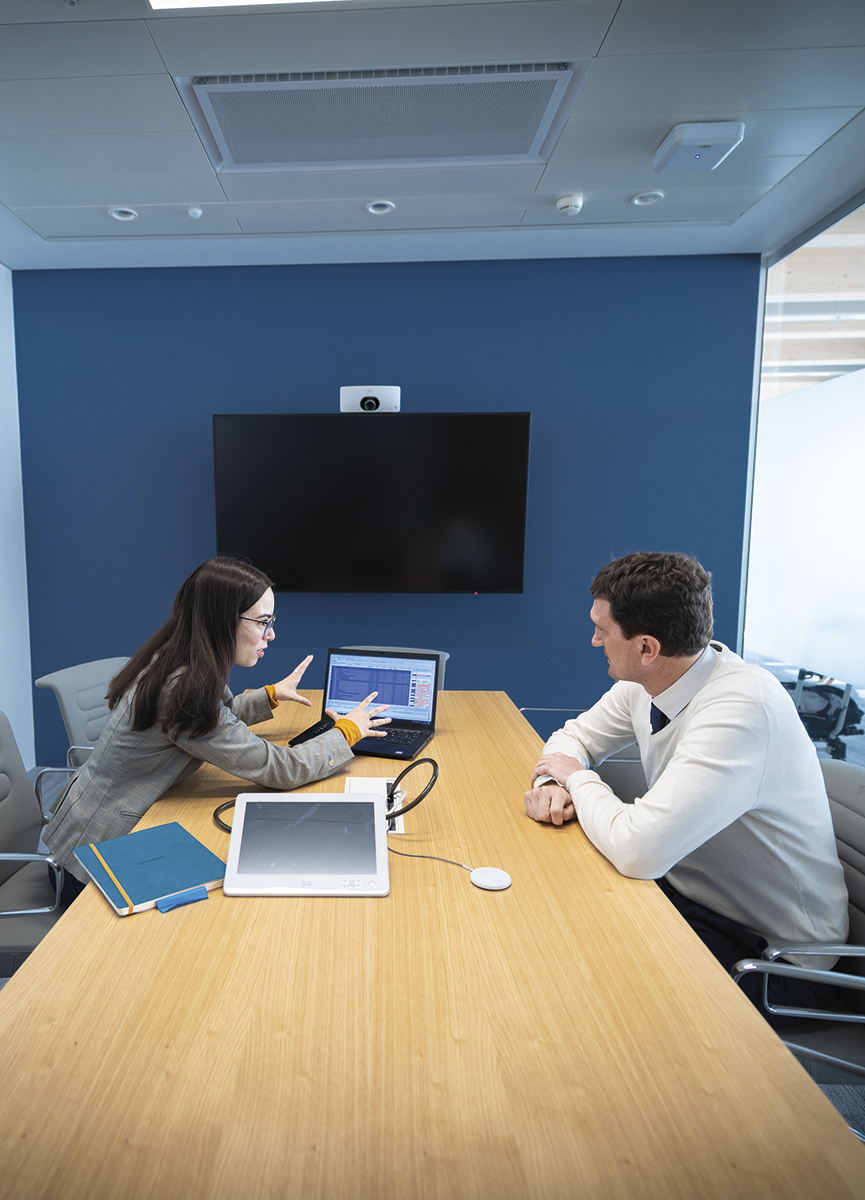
631, 192, 664, 206
108, 208, 138, 222
366, 200, 396, 215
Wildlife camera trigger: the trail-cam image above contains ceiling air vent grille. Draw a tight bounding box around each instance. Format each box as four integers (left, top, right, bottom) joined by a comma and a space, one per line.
184, 62, 581, 172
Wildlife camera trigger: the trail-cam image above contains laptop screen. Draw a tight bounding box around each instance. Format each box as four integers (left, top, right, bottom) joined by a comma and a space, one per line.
323, 650, 438, 726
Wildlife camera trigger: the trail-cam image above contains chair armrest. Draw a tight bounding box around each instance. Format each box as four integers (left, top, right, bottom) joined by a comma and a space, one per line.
33, 766, 78, 820
763, 941, 865, 961
518, 710, 641, 766
780, 1042, 865, 1083
732, 957, 865, 1023
0, 853, 64, 916
67, 746, 93, 769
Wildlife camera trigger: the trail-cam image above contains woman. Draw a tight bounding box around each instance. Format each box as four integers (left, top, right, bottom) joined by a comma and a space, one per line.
45, 557, 390, 895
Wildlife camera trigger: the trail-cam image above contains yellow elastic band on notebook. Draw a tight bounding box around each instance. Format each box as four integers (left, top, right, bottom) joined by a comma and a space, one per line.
90, 844, 134, 915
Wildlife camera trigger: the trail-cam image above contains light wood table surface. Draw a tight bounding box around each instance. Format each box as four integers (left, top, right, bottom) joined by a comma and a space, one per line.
1, 691, 862, 1199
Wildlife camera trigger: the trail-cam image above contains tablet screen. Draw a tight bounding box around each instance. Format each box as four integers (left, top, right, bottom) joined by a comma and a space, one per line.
224, 793, 389, 897
238, 800, 377, 875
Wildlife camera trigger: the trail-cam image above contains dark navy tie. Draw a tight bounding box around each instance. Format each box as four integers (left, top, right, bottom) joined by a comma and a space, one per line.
650, 703, 670, 735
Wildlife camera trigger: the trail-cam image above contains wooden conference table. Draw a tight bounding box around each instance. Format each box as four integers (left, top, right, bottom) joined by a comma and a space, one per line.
0, 691, 862, 1199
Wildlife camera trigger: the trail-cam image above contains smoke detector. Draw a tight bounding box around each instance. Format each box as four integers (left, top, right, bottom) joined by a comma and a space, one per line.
556, 194, 583, 216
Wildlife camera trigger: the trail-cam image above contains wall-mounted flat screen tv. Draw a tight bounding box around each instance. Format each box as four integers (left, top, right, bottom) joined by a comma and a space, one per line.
213, 413, 531, 593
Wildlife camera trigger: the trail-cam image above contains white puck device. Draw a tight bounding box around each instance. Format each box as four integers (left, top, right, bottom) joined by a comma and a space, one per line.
470, 867, 512, 891
340, 385, 400, 413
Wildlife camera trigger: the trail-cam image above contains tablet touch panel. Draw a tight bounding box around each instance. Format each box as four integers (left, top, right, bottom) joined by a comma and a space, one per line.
224, 794, 389, 897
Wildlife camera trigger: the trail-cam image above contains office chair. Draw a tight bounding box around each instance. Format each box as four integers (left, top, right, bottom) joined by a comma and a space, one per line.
518, 707, 647, 801
733, 759, 865, 1085
340, 647, 450, 690
0, 711, 68, 977
35, 656, 129, 767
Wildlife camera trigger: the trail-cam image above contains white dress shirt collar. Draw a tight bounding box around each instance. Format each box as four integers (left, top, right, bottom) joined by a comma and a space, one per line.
650, 642, 720, 722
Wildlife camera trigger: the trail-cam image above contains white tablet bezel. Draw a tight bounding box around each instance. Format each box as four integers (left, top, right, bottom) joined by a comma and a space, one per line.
223, 793, 390, 897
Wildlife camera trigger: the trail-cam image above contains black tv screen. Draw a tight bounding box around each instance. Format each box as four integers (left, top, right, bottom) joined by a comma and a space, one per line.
213, 413, 531, 593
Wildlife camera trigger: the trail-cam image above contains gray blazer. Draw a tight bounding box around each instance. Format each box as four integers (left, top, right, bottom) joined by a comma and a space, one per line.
45, 686, 354, 881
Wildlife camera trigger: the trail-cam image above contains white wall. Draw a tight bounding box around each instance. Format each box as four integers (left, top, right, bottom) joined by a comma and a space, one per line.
0, 264, 34, 766
744, 366, 865, 688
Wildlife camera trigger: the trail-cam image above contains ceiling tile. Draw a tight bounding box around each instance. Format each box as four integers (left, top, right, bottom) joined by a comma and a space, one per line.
233, 193, 530, 232
540, 113, 805, 191
12, 204, 241, 240
544, 109, 860, 181
0, 176, 227, 210
576, 48, 865, 117
218, 164, 546, 202
600, 0, 865, 55
520, 189, 767, 225
0, 134, 226, 207
0, 18, 163, 79
0, 0, 144, 22
147, 2, 614, 75
536, 182, 770, 220
236, 212, 530, 233
0, 77, 194, 137
0, 132, 217, 180
726, 109, 862, 158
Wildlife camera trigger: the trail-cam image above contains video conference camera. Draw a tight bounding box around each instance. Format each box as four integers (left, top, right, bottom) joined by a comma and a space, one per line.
340, 385, 401, 413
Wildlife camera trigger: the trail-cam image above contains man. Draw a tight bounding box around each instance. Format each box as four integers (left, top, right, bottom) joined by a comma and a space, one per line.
524, 552, 849, 1026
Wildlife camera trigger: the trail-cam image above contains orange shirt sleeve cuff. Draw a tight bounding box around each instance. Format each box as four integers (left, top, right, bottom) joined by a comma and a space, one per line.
334, 718, 362, 748
264, 684, 279, 709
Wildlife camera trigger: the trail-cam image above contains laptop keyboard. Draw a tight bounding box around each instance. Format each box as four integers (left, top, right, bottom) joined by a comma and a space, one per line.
382, 728, 422, 744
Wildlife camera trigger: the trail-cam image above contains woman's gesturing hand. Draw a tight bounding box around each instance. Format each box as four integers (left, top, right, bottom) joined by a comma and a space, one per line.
273, 655, 314, 706
326, 692, 391, 738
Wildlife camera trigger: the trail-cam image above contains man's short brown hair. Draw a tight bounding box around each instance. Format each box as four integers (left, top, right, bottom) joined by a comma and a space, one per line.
590, 552, 713, 657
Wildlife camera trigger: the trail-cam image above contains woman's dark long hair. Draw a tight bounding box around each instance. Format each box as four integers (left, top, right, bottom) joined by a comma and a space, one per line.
107, 557, 273, 738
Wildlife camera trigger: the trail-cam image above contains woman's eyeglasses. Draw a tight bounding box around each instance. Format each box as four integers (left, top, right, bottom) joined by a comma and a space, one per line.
239, 616, 276, 634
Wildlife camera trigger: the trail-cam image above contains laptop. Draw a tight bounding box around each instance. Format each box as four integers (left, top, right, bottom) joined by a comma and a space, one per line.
321, 648, 440, 760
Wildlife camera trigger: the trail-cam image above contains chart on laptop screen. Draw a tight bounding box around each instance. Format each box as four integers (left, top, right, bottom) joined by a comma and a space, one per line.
325, 652, 435, 724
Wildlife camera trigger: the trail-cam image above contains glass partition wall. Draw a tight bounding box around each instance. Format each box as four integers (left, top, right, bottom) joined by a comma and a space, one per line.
744, 202, 865, 765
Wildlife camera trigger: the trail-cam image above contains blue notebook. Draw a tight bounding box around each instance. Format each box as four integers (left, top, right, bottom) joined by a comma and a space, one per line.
74, 822, 226, 916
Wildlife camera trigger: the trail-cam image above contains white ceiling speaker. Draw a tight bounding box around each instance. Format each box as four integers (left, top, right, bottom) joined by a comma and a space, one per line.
556, 194, 583, 216
653, 122, 745, 172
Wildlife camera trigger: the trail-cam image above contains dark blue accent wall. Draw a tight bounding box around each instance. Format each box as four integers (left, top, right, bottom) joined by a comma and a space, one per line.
14, 255, 760, 764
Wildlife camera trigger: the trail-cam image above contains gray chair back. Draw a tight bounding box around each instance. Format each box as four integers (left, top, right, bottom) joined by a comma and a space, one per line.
35, 656, 129, 765
778, 760, 865, 1083
596, 758, 647, 804
519, 707, 647, 801
340, 646, 449, 690
821, 759, 865, 952
0, 713, 43, 892
0, 711, 65, 975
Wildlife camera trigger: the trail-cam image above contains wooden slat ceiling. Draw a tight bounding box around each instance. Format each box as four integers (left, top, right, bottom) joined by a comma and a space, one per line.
761, 205, 865, 399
